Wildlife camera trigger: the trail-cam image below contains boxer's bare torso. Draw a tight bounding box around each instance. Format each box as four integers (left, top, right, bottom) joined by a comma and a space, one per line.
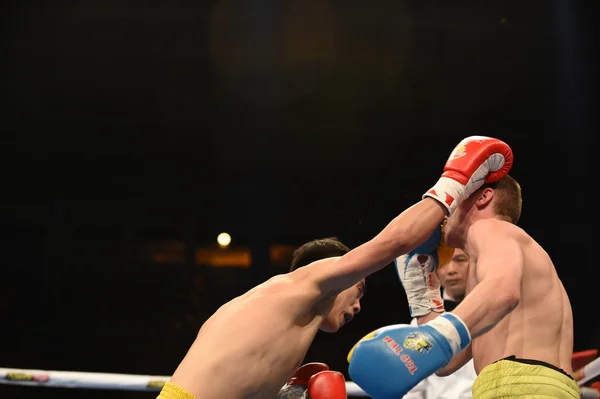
169, 260, 361, 399
466, 221, 574, 374
165, 199, 448, 398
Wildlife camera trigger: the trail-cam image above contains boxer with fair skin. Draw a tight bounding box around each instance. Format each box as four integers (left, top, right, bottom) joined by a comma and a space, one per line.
349, 175, 578, 398
156, 137, 513, 399
435, 175, 575, 397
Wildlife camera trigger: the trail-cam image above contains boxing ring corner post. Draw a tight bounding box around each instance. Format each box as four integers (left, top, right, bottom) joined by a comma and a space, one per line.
0, 367, 369, 396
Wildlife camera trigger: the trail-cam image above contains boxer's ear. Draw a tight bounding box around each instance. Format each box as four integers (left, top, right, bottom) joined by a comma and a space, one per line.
475, 187, 494, 208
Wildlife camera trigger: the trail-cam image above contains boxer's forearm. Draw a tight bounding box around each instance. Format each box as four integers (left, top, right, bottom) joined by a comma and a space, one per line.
374, 198, 447, 258
452, 279, 520, 338
348, 198, 446, 276
319, 198, 446, 294
415, 312, 439, 324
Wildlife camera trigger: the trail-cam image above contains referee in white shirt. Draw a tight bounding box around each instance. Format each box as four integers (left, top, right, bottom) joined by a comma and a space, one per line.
403, 248, 477, 399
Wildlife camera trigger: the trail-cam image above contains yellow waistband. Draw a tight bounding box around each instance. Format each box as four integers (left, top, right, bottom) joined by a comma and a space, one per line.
472, 358, 579, 399
157, 381, 198, 399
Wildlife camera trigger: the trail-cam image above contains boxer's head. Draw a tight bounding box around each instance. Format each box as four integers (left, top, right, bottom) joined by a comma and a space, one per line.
437, 248, 469, 302
291, 238, 365, 333
444, 174, 522, 247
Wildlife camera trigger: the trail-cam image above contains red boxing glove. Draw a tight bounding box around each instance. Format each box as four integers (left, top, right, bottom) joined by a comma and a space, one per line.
308, 370, 347, 399
277, 363, 330, 398
423, 136, 513, 215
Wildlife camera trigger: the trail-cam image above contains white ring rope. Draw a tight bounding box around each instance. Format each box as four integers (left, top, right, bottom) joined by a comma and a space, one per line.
0, 367, 368, 396
2, 362, 599, 396
581, 387, 600, 399
578, 357, 600, 386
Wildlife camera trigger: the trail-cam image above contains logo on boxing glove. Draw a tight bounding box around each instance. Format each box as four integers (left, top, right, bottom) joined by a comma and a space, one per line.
382, 335, 420, 375
450, 144, 467, 160
403, 333, 433, 354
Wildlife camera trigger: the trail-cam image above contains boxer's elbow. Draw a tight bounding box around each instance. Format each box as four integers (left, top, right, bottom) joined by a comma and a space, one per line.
504, 290, 520, 311
435, 345, 472, 377
434, 357, 464, 377
501, 280, 520, 307
493, 284, 520, 315
435, 367, 454, 377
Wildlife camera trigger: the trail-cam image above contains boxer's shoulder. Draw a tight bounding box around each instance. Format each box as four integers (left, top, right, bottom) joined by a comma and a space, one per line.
286, 257, 342, 290
470, 217, 511, 232
471, 219, 534, 247
250, 269, 324, 303
467, 218, 522, 245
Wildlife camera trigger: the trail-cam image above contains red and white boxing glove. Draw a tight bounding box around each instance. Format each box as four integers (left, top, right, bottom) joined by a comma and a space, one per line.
277, 362, 346, 399
424, 136, 513, 215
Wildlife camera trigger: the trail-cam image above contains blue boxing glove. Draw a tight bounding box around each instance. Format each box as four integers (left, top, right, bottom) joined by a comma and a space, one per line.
347, 313, 471, 399
395, 223, 454, 317
411, 223, 446, 254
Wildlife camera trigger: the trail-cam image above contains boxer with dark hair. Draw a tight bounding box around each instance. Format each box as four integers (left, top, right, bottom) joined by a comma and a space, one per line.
290, 238, 351, 272
157, 137, 512, 399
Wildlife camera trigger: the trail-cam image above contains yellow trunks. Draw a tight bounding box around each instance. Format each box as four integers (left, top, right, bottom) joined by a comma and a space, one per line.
157, 382, 198, 399
472, 356, 579, 399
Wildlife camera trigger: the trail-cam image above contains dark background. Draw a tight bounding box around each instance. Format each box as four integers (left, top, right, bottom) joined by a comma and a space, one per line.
1, 0, 598, 397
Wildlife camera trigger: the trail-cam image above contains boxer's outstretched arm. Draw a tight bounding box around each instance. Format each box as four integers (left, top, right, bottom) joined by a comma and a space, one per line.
452, 219, 524, 338
310, 136, 513, 297
315, 198, 447, 295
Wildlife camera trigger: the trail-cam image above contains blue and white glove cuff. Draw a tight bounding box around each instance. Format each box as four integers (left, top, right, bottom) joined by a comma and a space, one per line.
427, 313, 471, 355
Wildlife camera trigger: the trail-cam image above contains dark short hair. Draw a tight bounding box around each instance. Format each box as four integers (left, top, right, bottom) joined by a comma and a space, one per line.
481, 174, 522, 224
290, 237, 351, 272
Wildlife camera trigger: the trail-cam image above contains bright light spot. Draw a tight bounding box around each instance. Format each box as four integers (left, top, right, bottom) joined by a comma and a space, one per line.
217, 232, 231, 247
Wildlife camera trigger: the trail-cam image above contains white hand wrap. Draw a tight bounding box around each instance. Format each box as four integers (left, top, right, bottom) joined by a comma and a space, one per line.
396, 252, 444, 317
426, 313, 472, 355
423, 177, 465, 216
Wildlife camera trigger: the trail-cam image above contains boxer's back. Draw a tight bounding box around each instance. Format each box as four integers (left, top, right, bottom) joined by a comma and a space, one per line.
471, 225, 574, 374
169, 273, 332, 399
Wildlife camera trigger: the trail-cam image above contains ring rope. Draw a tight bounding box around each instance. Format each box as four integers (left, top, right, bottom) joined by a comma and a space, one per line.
578, 357, 600, 386
2, 363, 599, 396
0, 367, 368, 396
